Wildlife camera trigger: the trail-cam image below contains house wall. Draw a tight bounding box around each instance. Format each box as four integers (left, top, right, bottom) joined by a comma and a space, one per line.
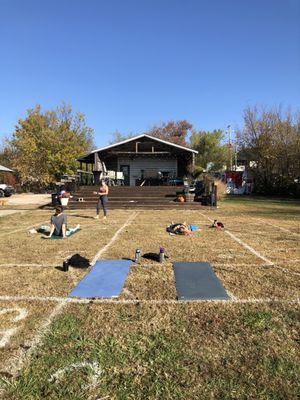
103, 156, 118, 171
117, 157, 177, 186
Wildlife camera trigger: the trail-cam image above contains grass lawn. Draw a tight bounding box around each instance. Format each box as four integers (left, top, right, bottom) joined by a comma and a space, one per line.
0, 196, 299, 399
4, 302, 299, 400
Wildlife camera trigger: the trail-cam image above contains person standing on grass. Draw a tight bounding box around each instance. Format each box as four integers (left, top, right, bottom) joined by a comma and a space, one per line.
94, 180, 109, 220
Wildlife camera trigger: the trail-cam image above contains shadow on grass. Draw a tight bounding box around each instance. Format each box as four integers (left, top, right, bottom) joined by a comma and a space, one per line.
67, 214, 95, 219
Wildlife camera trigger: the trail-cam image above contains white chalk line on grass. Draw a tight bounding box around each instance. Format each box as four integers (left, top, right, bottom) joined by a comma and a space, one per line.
256, 218, 300, 237
199, 212, 275, 264
0, 262, 265, 270
90, 211, 139, 265
0, 295, 299, 305
0, 328, 19, 348
0, 219, 50, 237
2, 301, 67, 376
198, 212, 300, 277
0, 307, 28, 322
0, 263, 59, 268
48, 361, 102, 390
0, 307, 28, 348
224, 230, 274, 265
0, 261, 295, 271
0, 212, 139, 377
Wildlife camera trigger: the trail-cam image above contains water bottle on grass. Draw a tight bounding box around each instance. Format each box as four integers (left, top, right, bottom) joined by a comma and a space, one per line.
159, 247, 165, 263
135, 249, 141, 263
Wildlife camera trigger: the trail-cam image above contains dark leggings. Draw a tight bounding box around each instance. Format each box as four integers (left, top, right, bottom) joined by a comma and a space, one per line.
96, 196, 108, 216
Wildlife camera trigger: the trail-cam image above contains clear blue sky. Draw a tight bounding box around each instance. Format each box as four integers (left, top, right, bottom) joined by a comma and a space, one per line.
0, 0, 299, 147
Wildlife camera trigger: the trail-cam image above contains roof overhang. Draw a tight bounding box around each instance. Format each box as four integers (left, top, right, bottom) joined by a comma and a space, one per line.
0, 164, 13, 172
78, 134, 198, 161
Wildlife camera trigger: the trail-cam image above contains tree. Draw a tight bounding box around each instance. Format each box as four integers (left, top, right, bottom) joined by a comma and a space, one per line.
0, 143, 16, 185
146, 120, 193, 147
190, 129, 229, 171
109, 130, 135, 144
238, 105, 300, 195
3, 104, 94, 189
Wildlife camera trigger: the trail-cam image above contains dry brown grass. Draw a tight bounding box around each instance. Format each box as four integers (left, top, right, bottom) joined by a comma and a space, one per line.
1, 197, 300, 399
0, 202, 299, 301
214, 263, 299, 299
0, 267, 86, 297
0, 210, 52, 235
0, 210, 132, 265
215, 179, 227, 201
216, 215, 300, 273
119, 263, 177, 300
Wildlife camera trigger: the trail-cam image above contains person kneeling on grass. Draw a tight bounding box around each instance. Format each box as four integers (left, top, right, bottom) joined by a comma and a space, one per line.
40, 206, 80, 239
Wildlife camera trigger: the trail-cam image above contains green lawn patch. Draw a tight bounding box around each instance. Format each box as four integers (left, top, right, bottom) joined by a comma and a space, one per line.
3, 303, 300, 400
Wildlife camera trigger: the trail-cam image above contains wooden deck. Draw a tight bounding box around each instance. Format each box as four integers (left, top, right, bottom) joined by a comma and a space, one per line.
67, 186, 207, 210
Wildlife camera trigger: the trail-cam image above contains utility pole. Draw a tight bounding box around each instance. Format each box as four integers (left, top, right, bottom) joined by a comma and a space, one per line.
227, 125, 233, 171
234, 139, 238, 171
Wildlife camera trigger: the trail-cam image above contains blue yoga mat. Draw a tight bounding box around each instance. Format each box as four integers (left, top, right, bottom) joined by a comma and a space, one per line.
68, 260, 132, 298
173, 262, 229, 301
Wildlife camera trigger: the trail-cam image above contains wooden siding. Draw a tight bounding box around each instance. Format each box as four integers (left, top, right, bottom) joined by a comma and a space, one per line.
117, 157, 177, 186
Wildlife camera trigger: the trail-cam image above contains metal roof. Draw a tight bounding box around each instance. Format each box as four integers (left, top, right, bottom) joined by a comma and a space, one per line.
0, 164, 13, 172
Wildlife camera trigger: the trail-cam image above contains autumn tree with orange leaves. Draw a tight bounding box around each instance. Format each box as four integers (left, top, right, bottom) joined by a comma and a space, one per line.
146, 120, 193, 147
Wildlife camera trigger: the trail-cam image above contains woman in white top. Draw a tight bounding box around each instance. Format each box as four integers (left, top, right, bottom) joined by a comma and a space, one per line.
94, 180, 109, 219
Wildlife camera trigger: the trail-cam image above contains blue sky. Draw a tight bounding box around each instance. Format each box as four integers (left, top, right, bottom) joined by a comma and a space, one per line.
0, 0, 299, 147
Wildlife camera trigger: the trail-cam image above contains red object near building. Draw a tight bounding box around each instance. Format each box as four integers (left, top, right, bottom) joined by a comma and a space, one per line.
226, 171, 243, 188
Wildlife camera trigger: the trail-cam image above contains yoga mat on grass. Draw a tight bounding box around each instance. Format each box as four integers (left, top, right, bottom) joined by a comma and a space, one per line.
173, 262, 229, 300
40, 226, 81, 240
68, 260, 132, 298
49, 228, 81, 240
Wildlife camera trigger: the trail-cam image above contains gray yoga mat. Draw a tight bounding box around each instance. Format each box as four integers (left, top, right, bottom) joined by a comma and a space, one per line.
173, 262, 229, 300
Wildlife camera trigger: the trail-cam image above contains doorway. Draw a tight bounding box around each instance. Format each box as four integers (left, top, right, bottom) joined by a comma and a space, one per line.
120, 165, 130, 186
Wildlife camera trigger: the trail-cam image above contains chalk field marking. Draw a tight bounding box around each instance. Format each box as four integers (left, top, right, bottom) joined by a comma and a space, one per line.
2, 212, 138, 375
224, 230, 275, 265
0, 219, 50, 237
0, 262, 269, 269
199, 212, 300, 277
48, 361, 102, 390
0, 328, 18, 348
199, 212, 274, 265
255, 218, 300, 237
90, 211, 139, 265
270, 265, 300, 277
0, 307, 28, 348
226, 291, 238, 301
0, 264, 58, 268
4, 301, 66, 376
0, 295, 298, 305
0, 307, 28, 322
238, 212, 300, 238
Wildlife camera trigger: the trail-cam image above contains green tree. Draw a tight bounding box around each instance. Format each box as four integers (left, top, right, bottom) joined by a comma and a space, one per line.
3, 104, 94, 189
190, 129, 229, 171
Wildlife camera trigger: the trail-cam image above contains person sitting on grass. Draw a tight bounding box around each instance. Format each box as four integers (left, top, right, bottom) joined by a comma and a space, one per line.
38, 206, 80, 239
44, 206, 67, 239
